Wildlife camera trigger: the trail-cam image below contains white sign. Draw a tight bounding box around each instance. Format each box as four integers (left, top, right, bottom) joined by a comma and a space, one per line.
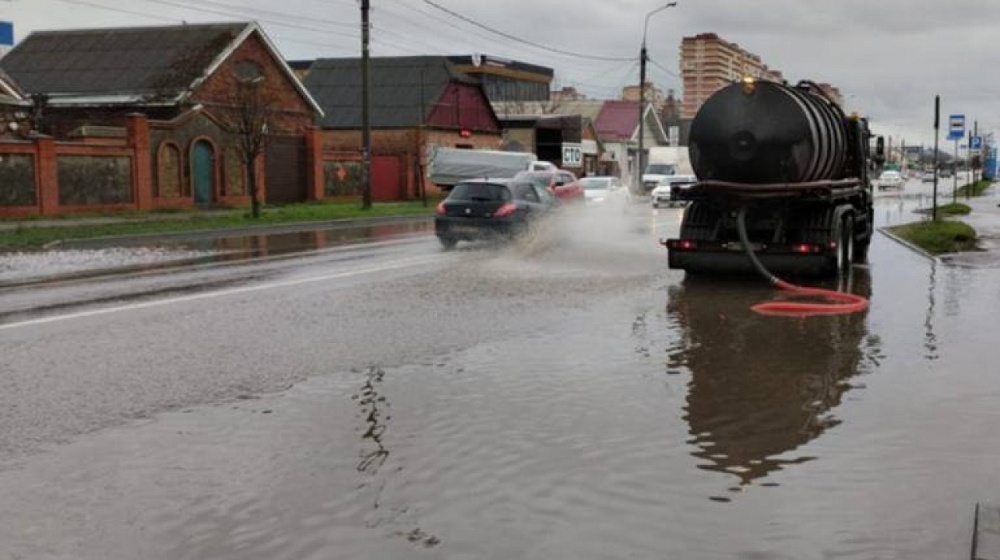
668, 126, 680, 146
949, 114, 965, 140
561, 143, 583, 167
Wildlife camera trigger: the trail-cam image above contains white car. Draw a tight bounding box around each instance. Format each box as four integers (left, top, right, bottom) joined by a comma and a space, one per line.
579, 176, 625, 205
876, 170, 905, 190
651, 175, 698, 208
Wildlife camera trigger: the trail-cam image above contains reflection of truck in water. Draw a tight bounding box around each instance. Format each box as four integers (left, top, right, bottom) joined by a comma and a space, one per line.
665, 273, 878, 486
427, 147, 548, 190
665, 79, 884, 278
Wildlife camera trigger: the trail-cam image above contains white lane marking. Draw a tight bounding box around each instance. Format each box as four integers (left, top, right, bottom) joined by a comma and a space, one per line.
1, 254, 449, 331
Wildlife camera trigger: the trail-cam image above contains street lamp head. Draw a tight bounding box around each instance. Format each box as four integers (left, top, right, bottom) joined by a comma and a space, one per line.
643, 2, 679, 45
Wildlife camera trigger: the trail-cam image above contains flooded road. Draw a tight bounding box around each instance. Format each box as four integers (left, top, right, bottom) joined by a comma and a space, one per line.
2, 192, 1000, 558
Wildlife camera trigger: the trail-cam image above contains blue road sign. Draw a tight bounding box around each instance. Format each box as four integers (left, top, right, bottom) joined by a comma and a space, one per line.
971, 135, 983, 151
948, 114, 965, 140
0, 21, 12, 47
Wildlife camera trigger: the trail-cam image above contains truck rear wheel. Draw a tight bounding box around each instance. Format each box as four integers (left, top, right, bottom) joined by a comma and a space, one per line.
838, 216, 855, 274
679, 201, 717, 240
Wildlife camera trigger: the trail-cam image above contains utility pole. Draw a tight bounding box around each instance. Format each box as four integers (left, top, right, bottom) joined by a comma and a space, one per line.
637, 42, 647, 195
973, 119, 979, 188
932, 95, 939, 221
637, 2, 676, 196
953, 134, 959, 204
360, 0, 372, 209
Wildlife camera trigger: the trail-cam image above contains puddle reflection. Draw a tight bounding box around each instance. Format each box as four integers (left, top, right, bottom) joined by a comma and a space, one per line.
665, 270, 883, 486
180, 221, 432, 263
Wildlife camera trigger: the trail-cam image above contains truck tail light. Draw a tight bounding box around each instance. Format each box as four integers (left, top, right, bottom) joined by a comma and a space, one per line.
666, 239, 697, 250
793, 243, 824, 254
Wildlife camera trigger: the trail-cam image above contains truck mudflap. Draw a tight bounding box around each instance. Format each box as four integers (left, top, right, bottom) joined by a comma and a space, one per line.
665, 239, 837, 277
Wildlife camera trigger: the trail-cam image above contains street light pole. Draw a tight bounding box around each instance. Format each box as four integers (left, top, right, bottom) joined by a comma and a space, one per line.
636, 1, 677, 194
360, 0, 372, 209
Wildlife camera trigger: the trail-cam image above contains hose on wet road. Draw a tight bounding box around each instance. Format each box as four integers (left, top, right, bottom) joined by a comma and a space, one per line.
735, 206, 868, 316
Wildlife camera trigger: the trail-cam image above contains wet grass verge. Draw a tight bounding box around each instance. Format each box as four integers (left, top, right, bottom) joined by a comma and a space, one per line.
0, 200, 438, 250
886, 219, 978, 255
956, 180, 992, 197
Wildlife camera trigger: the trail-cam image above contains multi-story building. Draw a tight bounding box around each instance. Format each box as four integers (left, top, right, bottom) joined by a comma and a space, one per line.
680, 33, 846, 120
679, 33, 784, 119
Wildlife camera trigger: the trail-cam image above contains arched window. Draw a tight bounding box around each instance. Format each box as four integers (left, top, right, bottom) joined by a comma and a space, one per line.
224, 146, 246, 196
157, 142, 182, 198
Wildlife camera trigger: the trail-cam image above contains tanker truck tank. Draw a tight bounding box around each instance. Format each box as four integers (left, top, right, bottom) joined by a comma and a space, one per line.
689, 79, 849, 184
665, 79, 878, 278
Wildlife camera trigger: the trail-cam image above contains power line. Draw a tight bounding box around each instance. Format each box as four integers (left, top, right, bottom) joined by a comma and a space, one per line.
134, 0, 358, 38
421, 0, 637, 63
144, 0, 356, 30
647, 58, 680, 79
51, 0, 182, 23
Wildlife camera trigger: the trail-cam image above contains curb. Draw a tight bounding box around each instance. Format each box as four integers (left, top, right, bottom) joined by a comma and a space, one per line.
877, 226, 939, 261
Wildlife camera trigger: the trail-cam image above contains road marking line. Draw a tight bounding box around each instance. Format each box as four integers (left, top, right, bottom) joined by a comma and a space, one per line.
0, 254, 448, 331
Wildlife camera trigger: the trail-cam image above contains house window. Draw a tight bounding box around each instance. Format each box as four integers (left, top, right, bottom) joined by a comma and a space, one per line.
157, 142, 182, 198
234, 61, 264, 83
224, 146, 246, 196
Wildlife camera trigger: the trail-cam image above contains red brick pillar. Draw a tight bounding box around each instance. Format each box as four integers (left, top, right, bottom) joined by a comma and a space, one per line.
126, 113, 152, 210
34, 135, 58, 216
305, 127, 324, 201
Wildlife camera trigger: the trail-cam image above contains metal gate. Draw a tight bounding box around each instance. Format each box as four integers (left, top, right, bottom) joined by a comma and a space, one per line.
265, 136, 307, 204
372, 155, 402, 201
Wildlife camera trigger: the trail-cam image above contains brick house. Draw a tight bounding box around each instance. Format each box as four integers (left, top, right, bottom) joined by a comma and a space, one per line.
300, 56, 503, 199
0, 21, 324, 217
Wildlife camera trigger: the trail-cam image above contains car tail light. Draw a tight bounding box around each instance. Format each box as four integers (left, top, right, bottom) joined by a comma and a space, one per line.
435, 201, 446, 216
494, 203, 517, 218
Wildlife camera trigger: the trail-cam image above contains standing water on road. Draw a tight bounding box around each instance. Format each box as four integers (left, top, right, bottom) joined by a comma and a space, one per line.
1, 199, 999, 559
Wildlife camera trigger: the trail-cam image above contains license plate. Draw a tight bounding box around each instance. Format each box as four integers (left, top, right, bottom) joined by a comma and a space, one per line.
450, 225, 479, 234
725, 242, 762, 251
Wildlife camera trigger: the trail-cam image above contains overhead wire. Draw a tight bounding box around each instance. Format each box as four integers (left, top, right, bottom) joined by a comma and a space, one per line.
51, 0, 182, 23
421, 0, 637, 63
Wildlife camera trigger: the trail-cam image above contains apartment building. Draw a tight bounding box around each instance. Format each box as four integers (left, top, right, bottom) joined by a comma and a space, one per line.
679, 33, 784, 119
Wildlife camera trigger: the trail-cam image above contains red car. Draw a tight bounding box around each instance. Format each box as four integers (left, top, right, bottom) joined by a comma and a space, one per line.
513, 170, 585, 203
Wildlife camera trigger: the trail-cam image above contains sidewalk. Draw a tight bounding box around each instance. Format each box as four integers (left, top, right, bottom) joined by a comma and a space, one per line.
933, 183, 1000, 267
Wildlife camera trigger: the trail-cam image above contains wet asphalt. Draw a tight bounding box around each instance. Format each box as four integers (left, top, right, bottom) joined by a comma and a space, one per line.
1, 183, 1000, 559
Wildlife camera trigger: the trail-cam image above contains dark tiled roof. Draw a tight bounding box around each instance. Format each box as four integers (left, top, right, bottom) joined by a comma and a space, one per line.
0, 22, 249, 97
595, 100, 640, 141
303, 56, 477, 129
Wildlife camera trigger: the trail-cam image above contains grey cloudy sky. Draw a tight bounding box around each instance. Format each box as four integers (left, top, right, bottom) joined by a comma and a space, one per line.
3, 0, 998, 148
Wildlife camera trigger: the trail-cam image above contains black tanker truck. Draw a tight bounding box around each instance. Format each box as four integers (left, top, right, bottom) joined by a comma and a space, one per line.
665, 78, 884, 277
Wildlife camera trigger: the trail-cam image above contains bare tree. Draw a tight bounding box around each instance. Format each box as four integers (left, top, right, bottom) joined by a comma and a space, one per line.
225, 75, 269, 218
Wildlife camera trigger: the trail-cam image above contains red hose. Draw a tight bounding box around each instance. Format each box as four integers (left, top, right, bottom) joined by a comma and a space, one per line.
751, 279, 868, 316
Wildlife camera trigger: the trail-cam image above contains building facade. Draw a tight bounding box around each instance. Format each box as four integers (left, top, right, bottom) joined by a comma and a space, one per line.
679, 33, 784, 120
447, 55, 553, 103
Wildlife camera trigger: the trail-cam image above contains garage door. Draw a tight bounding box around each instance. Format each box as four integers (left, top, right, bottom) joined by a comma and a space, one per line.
265, 136, 306, 204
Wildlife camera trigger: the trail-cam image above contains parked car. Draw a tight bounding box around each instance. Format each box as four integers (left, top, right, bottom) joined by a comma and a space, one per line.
921, 170, 936, 183
876, 170, 905, 190
650, 174, 698, 208
513, 170, 585, 203
434, 178, 557, 249
579, 176, 624, 205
